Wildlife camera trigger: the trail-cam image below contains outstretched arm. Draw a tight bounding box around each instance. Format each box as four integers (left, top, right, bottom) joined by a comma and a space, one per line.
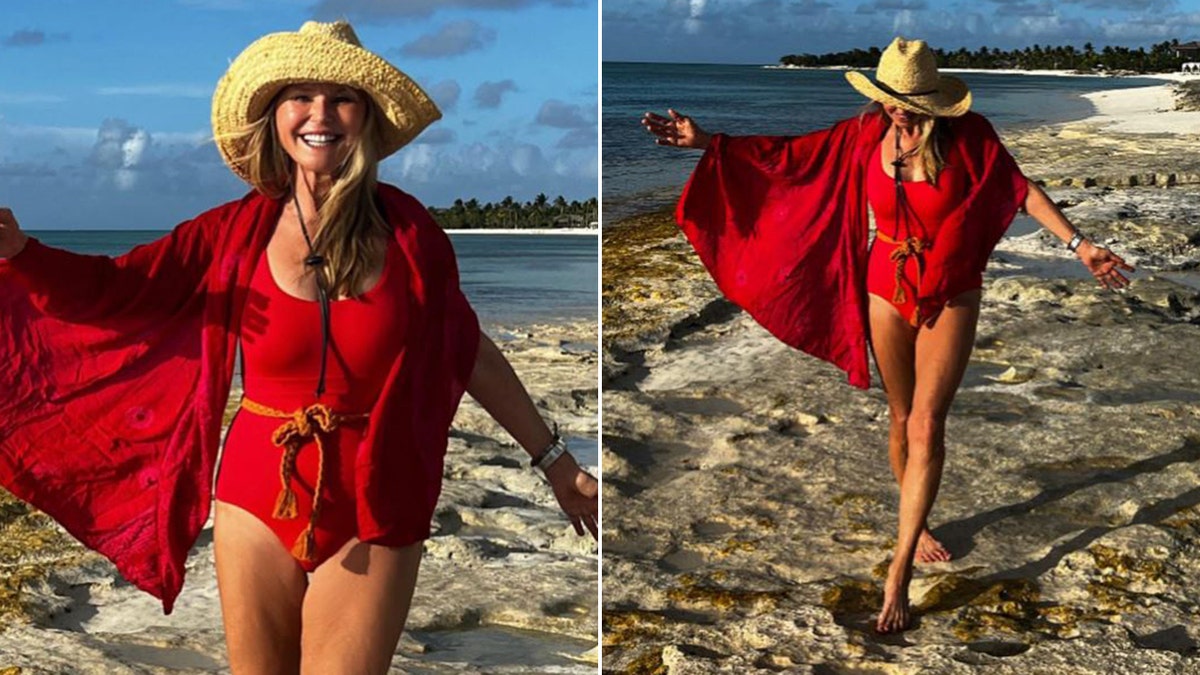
0, 208, 29, 259
0, 205, 216, 321
642, 109, 712, 149
1024, 180, 1134, 289
466, 331, 598, 539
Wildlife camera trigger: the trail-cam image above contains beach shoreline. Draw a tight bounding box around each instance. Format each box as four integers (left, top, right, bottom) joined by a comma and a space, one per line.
1076, 82, 1200, 135
765, 63, 1198, 83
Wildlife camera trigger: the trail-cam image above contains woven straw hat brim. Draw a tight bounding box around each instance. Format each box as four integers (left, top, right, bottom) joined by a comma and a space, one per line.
845, 70, 971, 118
212, 31, 441, 181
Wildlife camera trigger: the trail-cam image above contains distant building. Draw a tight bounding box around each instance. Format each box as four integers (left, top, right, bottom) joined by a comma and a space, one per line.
1177, 41, 1200, 60
1184, 62, 1200, 75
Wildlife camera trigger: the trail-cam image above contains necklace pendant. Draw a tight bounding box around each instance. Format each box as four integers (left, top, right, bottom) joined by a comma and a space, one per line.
304, 254, 325, 267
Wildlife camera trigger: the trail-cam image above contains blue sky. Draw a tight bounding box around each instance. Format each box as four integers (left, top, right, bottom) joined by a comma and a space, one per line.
1, 0, 598, 230
604, 0, 1200, 64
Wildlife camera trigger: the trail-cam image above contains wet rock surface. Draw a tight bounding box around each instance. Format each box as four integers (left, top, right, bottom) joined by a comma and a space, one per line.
0, 321, 598, 674
602, 120, 1200, 673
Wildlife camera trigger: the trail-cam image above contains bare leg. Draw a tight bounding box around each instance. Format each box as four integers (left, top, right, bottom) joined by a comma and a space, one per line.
877, 289, 981, 633
868, 296, 951, 564
300, 538, 423, 674
214, 500, 308, 674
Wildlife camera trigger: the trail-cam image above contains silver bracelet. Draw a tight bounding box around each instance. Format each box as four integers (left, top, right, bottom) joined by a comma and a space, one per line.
534, 437, 569, 473
1067, 232, 1085, 252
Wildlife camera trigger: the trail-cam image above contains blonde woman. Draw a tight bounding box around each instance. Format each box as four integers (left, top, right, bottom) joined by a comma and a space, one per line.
643, 38, 1131, 633
0, 21, 596, 673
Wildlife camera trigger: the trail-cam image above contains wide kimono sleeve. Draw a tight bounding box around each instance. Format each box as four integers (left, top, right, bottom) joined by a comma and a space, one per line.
676, 115, 882, 389
355, 185, 481, 545
0, 204, 240, 614
917, 112, 1028, 323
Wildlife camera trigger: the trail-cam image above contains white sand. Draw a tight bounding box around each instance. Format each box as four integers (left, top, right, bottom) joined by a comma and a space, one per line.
943, 68, 1196, 82
1077, 83, 1200, 135
767, 64, 1200, 83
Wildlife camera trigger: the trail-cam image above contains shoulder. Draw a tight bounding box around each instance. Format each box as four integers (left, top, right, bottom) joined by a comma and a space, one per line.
376, 183, 435, 223
946, 111, 999, 138
187, 190, 277, 234
375, 182, 458, 263
376, 183, 449, 237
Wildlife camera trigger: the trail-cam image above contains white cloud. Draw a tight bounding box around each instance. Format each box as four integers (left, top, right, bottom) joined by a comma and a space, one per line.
399, 20, 497, 58
426, 79, 463, 111
382, 137, 596, 205
893, 8, 919, 33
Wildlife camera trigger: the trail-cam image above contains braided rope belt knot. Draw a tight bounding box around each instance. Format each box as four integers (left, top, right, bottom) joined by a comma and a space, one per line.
875, 230, 931, 326
240, 397, 369, 562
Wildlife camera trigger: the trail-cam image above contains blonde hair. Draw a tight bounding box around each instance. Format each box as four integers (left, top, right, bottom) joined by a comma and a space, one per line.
860, 101, 948, 185
225, 90, 391, 299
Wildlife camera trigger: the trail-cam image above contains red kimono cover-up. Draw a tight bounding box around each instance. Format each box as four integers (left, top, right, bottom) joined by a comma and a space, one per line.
0, 183, 480, 613
676, 110, 1028, 389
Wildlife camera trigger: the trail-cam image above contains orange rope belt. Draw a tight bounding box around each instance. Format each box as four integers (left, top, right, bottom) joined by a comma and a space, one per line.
239, 397, 369, 562
875, 230, 930, 304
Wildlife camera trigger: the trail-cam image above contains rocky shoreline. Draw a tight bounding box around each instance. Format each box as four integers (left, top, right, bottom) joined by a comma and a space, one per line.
601, 113, 1200, 672
0, 319, 598, 674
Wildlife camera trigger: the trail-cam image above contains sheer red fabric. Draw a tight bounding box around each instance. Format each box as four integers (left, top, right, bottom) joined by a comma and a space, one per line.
0, 184, 479, 613
676, 110, 1028, 389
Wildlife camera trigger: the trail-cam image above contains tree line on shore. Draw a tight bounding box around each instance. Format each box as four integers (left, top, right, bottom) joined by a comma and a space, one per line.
427, 194, 598, 230
781, 40, 1188, 74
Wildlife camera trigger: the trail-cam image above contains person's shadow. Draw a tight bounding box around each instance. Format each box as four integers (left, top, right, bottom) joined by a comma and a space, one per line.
922, 436, 1200, 625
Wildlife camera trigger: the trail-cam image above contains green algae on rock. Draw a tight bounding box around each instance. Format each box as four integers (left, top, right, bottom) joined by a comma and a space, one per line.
667, 573, 786, 613
0, 489, 96, 628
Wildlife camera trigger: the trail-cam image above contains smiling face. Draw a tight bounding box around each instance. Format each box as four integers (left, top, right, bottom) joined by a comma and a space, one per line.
274, 82, 366, 182
882, 103, 930, 131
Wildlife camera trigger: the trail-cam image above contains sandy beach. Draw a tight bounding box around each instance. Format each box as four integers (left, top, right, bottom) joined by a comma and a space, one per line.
770, 63, 1200, 82
0, 320, 598, 674
1078, 82, 1200, 135
602, 80, 1200, 672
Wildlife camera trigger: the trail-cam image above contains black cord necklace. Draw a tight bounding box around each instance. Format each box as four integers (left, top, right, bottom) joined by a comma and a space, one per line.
291, 189, 330, 400
892, 128, 920, 239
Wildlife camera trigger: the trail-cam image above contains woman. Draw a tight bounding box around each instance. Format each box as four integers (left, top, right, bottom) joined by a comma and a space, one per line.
0, 20, 597, 673
642, 38, 1131, 634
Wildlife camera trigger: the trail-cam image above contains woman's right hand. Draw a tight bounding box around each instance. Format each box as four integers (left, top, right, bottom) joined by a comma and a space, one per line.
642, 109, 711, 150
0, 208, 29, 259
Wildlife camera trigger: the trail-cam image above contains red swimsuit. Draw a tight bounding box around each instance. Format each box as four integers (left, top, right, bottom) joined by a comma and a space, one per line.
866, 142, 970, 325
215, 240, 409, 571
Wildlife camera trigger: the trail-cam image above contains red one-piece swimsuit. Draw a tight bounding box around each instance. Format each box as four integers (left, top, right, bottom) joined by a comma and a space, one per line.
866, 141, 970, 325
215, 238, 408, 571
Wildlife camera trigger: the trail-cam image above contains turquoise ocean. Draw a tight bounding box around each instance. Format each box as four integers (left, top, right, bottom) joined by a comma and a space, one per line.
603, 62, 1161, 221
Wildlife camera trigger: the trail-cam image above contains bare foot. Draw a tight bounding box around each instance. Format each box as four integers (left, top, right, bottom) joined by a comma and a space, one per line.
876, 560, 913, 634
915, 528, 952, 564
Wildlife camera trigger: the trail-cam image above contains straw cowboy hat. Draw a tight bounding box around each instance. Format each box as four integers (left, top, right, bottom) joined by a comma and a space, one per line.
212, 20, 441, 180
845, 38, 971, 117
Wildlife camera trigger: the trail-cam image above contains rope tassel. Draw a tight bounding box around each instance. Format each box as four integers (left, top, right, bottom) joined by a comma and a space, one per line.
273, 484, 299, 520
884, 235, 926, 307
293, 525, 317, 563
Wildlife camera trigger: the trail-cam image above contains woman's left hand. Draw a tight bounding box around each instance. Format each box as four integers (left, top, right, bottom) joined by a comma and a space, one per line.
1076, 240, 1135, 290
543, 454, 599, 539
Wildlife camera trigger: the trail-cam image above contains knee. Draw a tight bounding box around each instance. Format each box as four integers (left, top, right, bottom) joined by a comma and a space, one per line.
906, 411, 946, 459
888, 406, 910, 430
